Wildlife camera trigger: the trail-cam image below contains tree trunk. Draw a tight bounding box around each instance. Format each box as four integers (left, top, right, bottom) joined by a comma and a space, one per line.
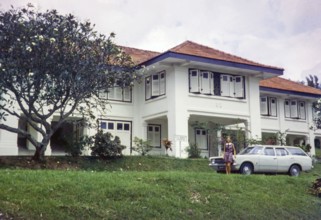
32, 144, 47, 162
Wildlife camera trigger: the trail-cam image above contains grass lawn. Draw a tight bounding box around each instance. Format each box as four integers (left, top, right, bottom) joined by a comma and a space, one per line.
0, 156, 320, 220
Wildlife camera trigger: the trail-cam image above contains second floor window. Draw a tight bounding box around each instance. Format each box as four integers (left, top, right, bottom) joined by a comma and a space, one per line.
99, 86, 132, 102
260, 96, 277, 117
189, 69, 245, 99
284, 100, 306, 120
145, 71, 166, 100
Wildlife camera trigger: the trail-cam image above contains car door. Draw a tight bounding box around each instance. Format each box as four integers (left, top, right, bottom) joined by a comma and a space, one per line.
258, 147, 277, 172
275, 148, 291, 172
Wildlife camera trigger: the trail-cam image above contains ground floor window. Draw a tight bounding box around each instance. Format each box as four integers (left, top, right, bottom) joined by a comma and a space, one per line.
195, 128, 208, 150
99, 119, 132, 153
147, 124, 161, 148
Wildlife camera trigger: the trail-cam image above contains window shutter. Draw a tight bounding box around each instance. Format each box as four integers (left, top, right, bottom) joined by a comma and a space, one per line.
234, 76, 244, 98
159, 71, 166, 95
154, 126, 161, 147
210, 72, 214, 95
123, 87, 131, 102
290, 100, 298, 118
114, 86, 122, 100
269, 97, 277, 116
220, 75, 230, 97
201, 71, 211, 94
98, 90, 108, 99
298, 101, 306, 119
107, 87, 116, 100
284, 100, 290, 118
260, 96, 268, 115
229, 76, 235, 97
189, 69, 200, 93
151, 74, 160, 96
147, 126, 153, 144
145, 77, 151, 100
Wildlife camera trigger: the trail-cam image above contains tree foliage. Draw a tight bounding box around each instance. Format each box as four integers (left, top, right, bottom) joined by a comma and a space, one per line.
313, 100, 321, 129
0, 4, 137, 161
306, 74, 320, 89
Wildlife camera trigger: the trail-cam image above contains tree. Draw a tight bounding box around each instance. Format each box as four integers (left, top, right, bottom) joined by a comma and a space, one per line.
0, 4, 137, 161
306, 74, 320, 89
313, 100, 321, 129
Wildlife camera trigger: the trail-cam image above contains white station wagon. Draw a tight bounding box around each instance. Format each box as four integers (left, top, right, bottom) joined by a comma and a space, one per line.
209, 145, 313, 176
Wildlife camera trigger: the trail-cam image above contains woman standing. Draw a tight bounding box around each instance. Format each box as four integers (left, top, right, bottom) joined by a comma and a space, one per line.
223, 136, 236, 174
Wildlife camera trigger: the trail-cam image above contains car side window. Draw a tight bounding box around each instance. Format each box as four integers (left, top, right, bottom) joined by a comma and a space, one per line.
275, 148, 288, 156
287, 148, 307, 156
264, 147, 275, 156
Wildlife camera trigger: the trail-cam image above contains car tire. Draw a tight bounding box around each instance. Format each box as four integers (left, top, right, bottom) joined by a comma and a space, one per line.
289, 165, 300, 177
240, 163, 253, 175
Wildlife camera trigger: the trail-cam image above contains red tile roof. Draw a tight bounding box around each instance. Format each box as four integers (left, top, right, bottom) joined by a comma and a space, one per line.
260, 77, 321, 95
121, 41, 320, 96
120, 46, 160, 64
168, 41, 283, 70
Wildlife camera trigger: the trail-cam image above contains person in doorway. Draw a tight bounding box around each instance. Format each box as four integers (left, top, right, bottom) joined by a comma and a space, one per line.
223, 136, 236, 174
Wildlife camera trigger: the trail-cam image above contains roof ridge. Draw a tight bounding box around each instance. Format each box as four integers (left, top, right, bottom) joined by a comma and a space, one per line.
119, 45, 160, 54
168, 40, 283, 70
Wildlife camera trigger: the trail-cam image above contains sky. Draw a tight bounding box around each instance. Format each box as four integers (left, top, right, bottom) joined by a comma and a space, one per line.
1, 0, 321, 81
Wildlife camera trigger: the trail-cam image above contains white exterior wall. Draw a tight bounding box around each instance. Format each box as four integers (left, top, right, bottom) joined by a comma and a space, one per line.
0, 114, 18, 155
247, 77, 262, 140
261, 94, 319, 155
1, 62, 320, 157
167, 66, 189, 158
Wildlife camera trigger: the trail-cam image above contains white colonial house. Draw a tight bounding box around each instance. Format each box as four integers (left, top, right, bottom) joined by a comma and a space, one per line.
1, 41, 321, 157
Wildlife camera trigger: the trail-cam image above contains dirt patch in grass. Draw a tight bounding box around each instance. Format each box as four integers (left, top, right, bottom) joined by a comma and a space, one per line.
0, 156, 88, 170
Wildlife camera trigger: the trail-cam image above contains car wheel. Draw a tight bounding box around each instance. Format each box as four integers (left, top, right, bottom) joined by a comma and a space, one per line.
240, 163, 253, 175
289, 165, 300, 177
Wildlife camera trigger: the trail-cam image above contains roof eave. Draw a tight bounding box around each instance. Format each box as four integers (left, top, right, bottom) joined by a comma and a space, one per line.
140, 51, 284, 75
260, 86, 321, 98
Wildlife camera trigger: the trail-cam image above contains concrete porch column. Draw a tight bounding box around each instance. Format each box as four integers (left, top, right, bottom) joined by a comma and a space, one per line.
167, 113, 189, 158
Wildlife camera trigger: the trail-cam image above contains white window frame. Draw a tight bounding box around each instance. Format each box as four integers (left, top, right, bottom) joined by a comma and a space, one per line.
260, 96, 277, 117
189, 69, 200, 93
189, 69, 245, 99
298, 101, 306, 120
260, 96, 268, 115
285, 99, 306, 120
195, 128, 208, 150
145, 71, 166, 100
147, 124, 161, 148
99, 86, 132, 102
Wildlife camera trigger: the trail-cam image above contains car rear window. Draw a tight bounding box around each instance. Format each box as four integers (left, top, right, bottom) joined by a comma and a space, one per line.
287, 148, 307, 156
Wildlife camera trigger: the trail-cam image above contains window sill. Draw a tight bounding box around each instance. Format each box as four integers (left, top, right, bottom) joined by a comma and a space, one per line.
188, 93, 247, 103
285, 118, 306, 122
107, 100, 133, 105
261, 116, 278, 120
145, 95, 167, 103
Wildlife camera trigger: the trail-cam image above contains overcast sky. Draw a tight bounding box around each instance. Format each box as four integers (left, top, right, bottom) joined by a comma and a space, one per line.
1, 0, 321, 81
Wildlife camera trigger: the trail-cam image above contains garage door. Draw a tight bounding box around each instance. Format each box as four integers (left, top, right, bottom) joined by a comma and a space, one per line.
100, 120, 132, 155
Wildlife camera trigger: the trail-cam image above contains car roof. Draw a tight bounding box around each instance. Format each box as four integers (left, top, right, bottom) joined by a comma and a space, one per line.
250, 145, 301, 149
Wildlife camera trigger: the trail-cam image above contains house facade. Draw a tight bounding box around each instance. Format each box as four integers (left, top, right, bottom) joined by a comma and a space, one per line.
1, 41, 321, 157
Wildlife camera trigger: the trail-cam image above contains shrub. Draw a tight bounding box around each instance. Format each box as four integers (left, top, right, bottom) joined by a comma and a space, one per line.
90, 131, 125, 159
132, 137, 152, 156
65, 135, 93, 157
186, 143, 201, 158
